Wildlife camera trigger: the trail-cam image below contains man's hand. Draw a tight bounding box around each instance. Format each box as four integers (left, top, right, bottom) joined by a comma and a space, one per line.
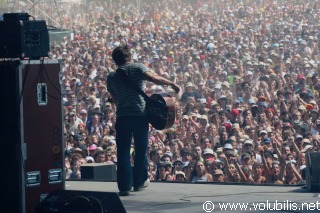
171, 83, 180, 93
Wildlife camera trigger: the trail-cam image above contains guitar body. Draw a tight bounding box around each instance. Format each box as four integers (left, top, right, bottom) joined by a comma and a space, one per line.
147, 93, 176, 130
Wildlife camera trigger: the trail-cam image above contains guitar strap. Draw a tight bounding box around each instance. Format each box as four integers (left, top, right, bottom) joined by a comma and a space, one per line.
116, 68, 151, 101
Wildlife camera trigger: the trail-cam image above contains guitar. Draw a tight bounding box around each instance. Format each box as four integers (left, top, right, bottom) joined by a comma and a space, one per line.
116, 69, 176, 130
147, 93, 176, 130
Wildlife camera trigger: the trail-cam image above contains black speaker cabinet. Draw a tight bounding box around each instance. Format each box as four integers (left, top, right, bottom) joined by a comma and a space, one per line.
0, 20, 50, 59
35, 190, 126, 213
81, 163, 117, 180
0, 60, 64, 213
306, 151, 320, 192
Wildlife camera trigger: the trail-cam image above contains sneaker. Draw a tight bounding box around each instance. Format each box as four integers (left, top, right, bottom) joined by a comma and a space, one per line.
134, 179, 150, 191
119, 190, 130, 196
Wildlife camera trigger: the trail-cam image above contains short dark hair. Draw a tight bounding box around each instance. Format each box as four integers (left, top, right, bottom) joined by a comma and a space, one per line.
94, 150, 105, 160
111, 45, 131, 66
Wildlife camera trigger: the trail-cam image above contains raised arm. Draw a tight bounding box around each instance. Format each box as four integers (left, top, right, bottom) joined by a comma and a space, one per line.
222, 156, 234, 182
144, 71, 180, 93
260, 150, 272, 183
289, 162, 302, 182
234, 160, 247, 183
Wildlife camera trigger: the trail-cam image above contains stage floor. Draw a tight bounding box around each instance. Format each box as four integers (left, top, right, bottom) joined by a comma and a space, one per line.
66, 181, 319, 213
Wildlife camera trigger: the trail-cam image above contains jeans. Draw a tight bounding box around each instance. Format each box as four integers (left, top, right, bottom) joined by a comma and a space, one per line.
115, 115, 149, 191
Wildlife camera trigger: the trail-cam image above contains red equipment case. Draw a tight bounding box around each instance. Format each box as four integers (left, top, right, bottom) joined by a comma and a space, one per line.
0, 60, 64, 213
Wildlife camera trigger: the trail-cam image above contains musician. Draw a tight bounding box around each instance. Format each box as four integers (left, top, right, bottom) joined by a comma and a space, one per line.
107, 45, 180, 196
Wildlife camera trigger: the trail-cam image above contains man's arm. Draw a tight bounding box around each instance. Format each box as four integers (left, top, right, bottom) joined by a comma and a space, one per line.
144, 71, 180, 93
109, 92, 117, 104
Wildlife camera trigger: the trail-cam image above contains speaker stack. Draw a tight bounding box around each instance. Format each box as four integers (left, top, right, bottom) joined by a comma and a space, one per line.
0, 13, 126, 213
0, 59, 64, 213
35, 190, 126, 213
306, 151, 320, 192
0, 13, 49, 59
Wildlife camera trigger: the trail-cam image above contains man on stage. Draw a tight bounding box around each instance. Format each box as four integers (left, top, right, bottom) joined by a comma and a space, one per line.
107, 45, 180, 196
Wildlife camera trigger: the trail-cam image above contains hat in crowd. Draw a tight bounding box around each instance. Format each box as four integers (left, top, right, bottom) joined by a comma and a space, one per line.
85, 156, 95, 163
214, 169, 224, 175
202, 148, 215, 156
173, 160, 183, 165
245, 71, 253, 76
225, 138, 235, 144
240, 135, 250, 142
237, 97, 244, 103
223, 143, 233, 150
298, 105, 306, 111
259, 130, 267, 136
199, 98, 207, 104
182, 162, 189, 168
309, 100, 317, 106
241, 153, 251, 160
226, 150, 236, 157
302, 138, 311, 144
88, 144, 97, 151
216, 147, 223, 153
258, 96, 268, 102
282, 122, 292, 128
301, 145, 313, 153
298, 122, 309, 131
222, 81, 230, 88
232, 109, 240, 116
262, 137, 272, 144
165, 161, 174, 167
295, 134, 303, 140
158, 161, 167, 167
210, 101, 218, 106
93, 104, 100, 109
108, 140, 116, 146
156, 85, 164, 92
74, 134, 83, 141
298, 165, 307, 172
231, 122, 239, 128
150, 85, 157, 91
200, 115, 208, 120
243, 139, 253, 145
214, 84, 222, 89
73, 147, 83, 154
234, 100, 240, 104
208, 79, 215, 85
80, 109, 87, 114
219, 95, 227, 100
297, 75, 305, 80
224, 122, 232, 132
186, 82, 193, 87
175, 171, 186, 178
258, 101, 268, 108
182, 115, 189, 120
214, 159, 224, 166
248, 99, 255, 104
305, 104, 314, 111
99, 84, 106, 89
265, 127, 273, 133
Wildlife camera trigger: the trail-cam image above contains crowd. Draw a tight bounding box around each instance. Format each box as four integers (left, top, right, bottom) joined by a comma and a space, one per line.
13, 0, 320, 184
